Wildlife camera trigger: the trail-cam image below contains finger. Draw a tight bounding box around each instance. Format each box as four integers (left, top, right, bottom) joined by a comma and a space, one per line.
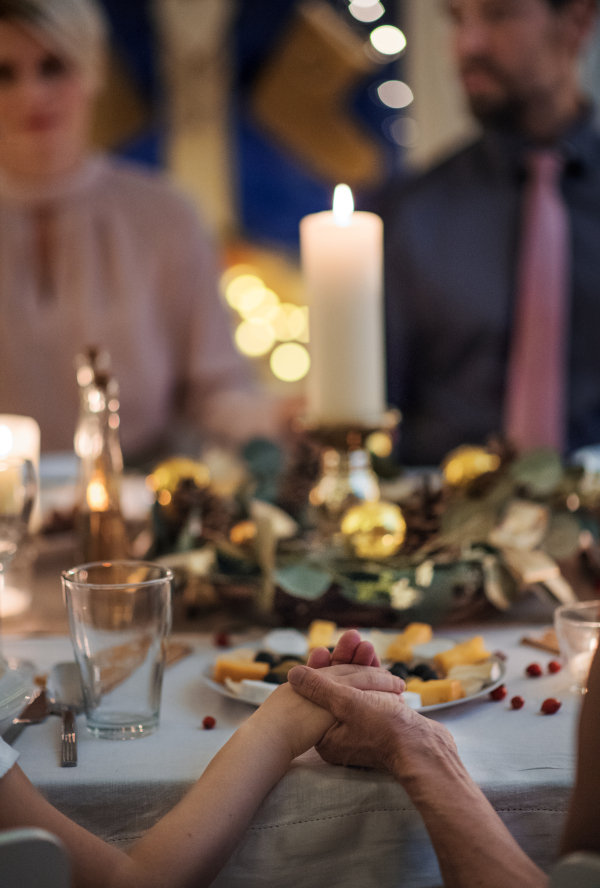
288, 665, 359, 721
330, 629, 363, 665
351, 640, 378, 666
336, 670, 404, 694
307, 647, 331, 669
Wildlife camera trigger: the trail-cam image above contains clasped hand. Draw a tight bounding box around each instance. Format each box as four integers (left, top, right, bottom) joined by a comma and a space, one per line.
288, 630, 457, 776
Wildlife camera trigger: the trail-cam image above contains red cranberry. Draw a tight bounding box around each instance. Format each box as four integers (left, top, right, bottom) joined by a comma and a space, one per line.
548, 660, 562, 674
540, 698, 561, 715
526, 663, 542, 678
511, 696, 525, 710
202, 716, 216, 729
214, 632, 230, 648
489, 684, 507, 701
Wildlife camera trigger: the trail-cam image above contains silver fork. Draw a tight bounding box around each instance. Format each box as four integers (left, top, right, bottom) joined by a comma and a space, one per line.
60, 710, 77, 767
46, 663, 84, 768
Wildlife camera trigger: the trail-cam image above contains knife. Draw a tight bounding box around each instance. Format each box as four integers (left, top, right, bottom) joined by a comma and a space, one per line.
2, 688, 49, 745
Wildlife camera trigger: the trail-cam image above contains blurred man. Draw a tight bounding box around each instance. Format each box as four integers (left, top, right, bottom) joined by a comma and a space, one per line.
383, 0, 599, 464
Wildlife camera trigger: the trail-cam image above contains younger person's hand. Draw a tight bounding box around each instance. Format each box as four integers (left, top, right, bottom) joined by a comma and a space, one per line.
307, 629, 381, 669
251, 662, 403, 761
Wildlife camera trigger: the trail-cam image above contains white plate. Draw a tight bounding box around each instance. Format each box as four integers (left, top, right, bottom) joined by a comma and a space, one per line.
203, 650, 506, 713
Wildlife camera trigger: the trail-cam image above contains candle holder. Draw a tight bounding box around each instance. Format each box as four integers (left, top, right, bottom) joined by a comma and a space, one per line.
300, 409, 400, 538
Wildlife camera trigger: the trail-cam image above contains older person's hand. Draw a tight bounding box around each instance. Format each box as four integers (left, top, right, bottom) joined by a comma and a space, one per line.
290, 636, 547, 888
288, 659, 455, 776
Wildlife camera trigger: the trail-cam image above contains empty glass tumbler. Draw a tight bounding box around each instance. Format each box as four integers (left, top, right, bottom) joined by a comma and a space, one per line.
62, 561, 172, 739
555, 600, 600, 692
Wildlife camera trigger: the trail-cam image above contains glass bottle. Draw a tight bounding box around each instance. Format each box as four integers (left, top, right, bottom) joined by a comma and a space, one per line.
74, 349, 128, 562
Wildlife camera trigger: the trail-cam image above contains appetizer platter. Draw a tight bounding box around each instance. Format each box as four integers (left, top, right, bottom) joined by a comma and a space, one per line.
203, 622, 506, 713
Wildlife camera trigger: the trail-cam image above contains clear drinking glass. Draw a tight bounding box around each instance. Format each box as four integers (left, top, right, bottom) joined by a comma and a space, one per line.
0, 457, 37, 666
555, 600, 600, 692
62, 561, 173, 739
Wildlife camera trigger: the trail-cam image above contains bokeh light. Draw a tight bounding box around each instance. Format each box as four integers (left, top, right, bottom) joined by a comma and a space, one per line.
377, 80, 413, 109
350, 0, 380, 6
370, 25, 406, 55
225, 274, 264, 311
349, 1, 384, 22
388, 116, 419, 147
366, 431, 393, 458
271, 303, 309, 341
235, 318, 276, 357
270, 343, 311, 382
238, 286, 280, 320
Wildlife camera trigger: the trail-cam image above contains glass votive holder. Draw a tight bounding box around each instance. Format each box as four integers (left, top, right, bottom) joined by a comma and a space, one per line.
555, 601, 600, 693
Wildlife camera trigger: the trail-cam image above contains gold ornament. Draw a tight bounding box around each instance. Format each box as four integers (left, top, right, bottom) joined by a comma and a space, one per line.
442, 445, 500, 487
341, 501, 406, 559
146, 457, 210, 504
229, 520, 257, 546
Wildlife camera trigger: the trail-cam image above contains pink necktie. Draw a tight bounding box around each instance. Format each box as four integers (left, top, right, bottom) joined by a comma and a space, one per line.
504, 150, 570, 452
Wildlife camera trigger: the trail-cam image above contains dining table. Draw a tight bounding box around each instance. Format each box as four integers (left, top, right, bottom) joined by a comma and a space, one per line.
1, 551, 578, 888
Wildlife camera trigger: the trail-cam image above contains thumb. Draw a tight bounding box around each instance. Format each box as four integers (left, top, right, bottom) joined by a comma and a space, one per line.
288, 665, 357, 721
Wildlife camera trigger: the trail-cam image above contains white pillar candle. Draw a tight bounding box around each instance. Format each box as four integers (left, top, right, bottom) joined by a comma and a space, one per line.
0, 414, 40, 530
301, 185, 386, 426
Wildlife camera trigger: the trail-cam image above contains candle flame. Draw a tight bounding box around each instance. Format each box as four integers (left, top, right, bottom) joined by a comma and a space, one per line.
86, 475, 109, 511
333, 184, 354, 227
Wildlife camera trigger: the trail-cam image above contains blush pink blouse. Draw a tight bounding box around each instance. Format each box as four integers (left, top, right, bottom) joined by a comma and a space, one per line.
0, 156, 276, 456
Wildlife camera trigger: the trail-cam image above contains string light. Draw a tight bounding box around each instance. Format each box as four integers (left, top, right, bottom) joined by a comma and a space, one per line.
388, 116, 419, 147
370, 25, 406, 55
270, 343, 311, 382
377, 80, 413, 109
349, 1, 384, 22
224, 274, 264, 311
235, 318, 276, 357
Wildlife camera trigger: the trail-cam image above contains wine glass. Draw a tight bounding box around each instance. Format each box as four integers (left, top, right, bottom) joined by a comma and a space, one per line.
0, 456, 37, 672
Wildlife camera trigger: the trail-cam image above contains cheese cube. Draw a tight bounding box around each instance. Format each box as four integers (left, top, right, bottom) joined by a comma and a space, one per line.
386, 623, 433, 662
307, 620, 337, 650
405, 677, 463, 706
401, 690, 422, 709
433, 636, 491, 676
213, 658, 270, 684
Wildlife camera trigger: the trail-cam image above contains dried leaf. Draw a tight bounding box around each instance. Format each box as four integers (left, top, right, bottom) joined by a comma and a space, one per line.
481, 553, 518, 611
488, 500, 549, 551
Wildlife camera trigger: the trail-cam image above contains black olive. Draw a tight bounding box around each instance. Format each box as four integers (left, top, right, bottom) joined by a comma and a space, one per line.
411, 664, 438, 682
254, 651, 278, 667
389, 662, 411, 681
278, 654, 304, 663
263, 671, 287, 684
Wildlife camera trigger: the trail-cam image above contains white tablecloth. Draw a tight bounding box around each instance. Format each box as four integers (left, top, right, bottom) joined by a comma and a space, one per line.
2, 627, 577, 888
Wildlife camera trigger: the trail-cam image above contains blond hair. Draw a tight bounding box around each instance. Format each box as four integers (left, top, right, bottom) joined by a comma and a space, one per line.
0, 0, 107, 88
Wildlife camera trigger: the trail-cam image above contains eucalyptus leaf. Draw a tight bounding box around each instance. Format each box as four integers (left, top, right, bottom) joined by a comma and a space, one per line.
510, 449, 562, 497
440, 498, 498, 545
542, 512, 582, 560
274, 563, 332, 600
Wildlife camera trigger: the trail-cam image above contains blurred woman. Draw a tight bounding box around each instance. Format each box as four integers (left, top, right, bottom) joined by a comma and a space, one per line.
0, 0, 281, 459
